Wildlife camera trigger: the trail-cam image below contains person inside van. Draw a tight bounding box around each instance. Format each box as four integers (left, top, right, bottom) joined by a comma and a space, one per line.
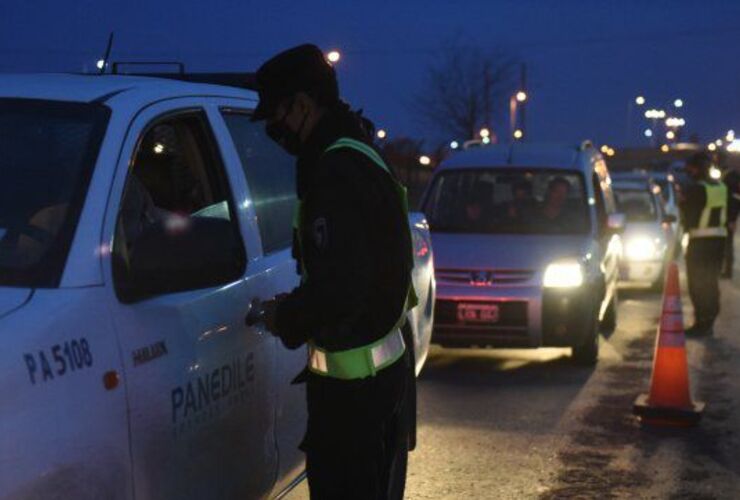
540, 176, 572, 229
507, 180, 535, 221
461, 183, 493, 232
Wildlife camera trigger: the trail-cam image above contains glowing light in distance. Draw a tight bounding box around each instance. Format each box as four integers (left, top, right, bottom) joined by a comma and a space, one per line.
326, 50, 341, 64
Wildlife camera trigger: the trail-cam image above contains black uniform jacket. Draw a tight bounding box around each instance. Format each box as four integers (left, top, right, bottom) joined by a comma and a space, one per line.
275, 106, 414, 353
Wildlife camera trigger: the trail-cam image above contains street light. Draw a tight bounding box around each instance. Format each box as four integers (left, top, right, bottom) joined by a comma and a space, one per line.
666, 131, 676, 140
708, 143, 717, 152
726, 130, 735, 142
376, 129, 387, 140
479, 127, 490, 139
419, 155, 431, 166
515, 91, 527, 103
96, 59, 106, 70
715, 139, 723, 146
674, 99, 684, 108
644, 129, 653, 138
635, 96, 646, 106
645, 109, 666, 119
482, 136, 491, 145
661, 144, 670, 153
450, 140, 460, 149
513, 129, 524, 140
326, 50, 341, 64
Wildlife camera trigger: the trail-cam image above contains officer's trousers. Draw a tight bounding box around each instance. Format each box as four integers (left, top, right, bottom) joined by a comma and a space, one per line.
723, 225, 736, 276
686, 237, 726, 329
302, 356, 410, 500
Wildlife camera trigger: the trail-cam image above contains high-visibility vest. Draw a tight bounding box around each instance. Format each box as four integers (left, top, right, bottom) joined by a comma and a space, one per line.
294, 137, 418, 380
690, 181, 728, 239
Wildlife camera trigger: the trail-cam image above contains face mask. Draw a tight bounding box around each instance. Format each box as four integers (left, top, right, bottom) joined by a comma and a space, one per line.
266, 99, 309, 156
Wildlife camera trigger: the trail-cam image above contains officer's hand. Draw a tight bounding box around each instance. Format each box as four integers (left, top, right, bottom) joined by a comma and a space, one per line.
263, 294, 289, 334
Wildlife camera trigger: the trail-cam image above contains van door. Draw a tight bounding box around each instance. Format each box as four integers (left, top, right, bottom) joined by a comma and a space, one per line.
102, 101, 278, 499
592, 168, 620, 313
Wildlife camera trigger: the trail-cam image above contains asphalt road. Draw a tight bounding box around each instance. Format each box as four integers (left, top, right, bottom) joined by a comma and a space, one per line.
405, 268, 740, 499
289, 261, 740, 499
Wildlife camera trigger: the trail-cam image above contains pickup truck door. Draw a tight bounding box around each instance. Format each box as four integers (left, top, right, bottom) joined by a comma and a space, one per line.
102, 99, 278, 499
208, 103, 307, 495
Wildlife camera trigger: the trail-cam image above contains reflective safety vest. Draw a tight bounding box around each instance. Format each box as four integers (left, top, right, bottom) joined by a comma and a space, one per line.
690, 182, 728, 239
293, 137, 418, 380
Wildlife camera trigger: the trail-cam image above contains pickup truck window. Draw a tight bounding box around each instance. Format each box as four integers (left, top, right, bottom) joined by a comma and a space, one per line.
424, 168, 591, 235
221, 111, 296, 254
113, 110, 245, 299
0, 98, 110, 287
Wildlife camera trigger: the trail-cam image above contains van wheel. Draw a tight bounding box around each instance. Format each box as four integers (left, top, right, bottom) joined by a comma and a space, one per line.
600, 291, 618, 334
572, 310, 599, 365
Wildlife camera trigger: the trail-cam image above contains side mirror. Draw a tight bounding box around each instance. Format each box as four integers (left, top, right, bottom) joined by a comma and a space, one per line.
120, 216, 245, 302
662, 213, 678, 224
606, 213, 626, 235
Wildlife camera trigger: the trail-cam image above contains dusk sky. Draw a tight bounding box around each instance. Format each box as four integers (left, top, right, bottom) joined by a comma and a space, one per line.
2, 0, 739, 152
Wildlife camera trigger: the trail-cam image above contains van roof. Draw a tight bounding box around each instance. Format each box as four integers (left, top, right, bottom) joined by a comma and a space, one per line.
439, 143, 600, 173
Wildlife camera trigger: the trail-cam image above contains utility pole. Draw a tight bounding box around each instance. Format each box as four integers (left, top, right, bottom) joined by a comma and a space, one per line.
483, 62, 491, 137
520, 63, 527, 139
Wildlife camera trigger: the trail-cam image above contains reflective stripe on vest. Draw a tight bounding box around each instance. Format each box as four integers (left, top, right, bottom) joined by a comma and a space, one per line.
690, 182, 728, 239
298, 137, 417, 379
308, 328, 405, 380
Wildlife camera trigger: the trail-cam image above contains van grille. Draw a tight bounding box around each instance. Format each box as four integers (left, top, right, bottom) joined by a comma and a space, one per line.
435, 268, 534, 286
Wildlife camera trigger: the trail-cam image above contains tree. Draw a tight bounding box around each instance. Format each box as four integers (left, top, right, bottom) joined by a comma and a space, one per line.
413, 42, 519, 142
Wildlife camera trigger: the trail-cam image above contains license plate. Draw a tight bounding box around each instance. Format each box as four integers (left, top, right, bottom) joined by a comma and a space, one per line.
457, 303, 500, 324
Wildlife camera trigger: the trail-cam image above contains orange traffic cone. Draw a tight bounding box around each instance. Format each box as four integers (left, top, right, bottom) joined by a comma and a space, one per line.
633, 262, 704, 426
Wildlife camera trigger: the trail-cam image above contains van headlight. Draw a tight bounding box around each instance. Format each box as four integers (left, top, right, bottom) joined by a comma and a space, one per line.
625, 236, 658, 261
543, 260, 584, 288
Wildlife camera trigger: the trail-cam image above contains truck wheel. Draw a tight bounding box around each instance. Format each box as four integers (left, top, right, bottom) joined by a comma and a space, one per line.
600, 291, 618, 334
572, 309, 599, 365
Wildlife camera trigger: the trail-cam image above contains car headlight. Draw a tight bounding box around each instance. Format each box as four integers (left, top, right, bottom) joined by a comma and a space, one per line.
625, 236, 659, 261
544, 260, 584, 288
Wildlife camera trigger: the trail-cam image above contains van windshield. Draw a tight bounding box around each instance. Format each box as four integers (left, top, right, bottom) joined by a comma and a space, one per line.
0, 99, 110, 287
423, 168, 591, 235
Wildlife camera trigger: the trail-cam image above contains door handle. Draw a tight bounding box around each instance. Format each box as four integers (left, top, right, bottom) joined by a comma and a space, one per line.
245, 298, 265, 326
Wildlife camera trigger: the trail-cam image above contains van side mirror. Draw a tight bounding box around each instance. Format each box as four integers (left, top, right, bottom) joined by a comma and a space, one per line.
606, 213, 626, 235
662, 213, 677, 224
118, 216, 246, 303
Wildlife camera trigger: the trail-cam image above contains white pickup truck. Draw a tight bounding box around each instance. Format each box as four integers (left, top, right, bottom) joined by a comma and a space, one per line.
0, 73, 434, 500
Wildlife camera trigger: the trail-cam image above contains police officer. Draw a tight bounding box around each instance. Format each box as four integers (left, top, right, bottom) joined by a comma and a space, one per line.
252, 44, 416, 499
680, 152, 730, 336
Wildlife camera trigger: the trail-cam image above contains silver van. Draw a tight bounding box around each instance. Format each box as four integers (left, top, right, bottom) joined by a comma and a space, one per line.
422, 142, 624, 364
